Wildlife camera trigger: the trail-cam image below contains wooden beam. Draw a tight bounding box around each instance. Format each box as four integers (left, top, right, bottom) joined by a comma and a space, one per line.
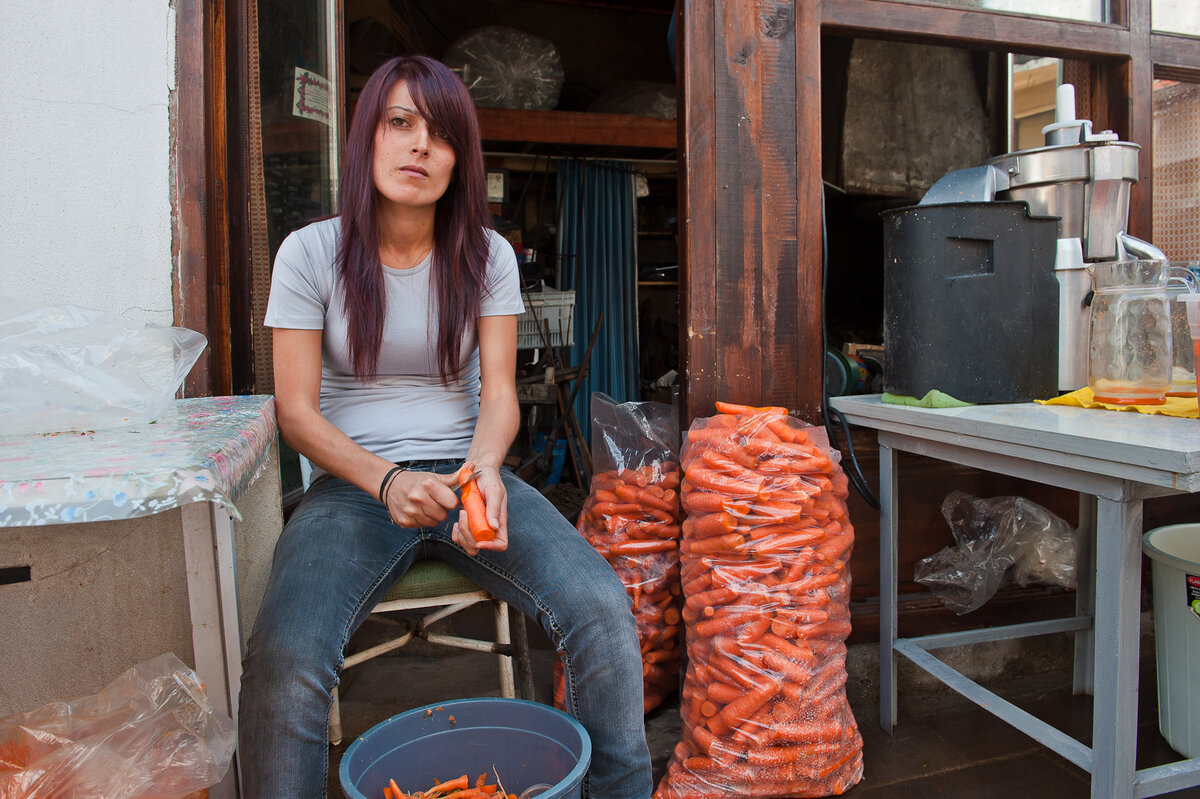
206, 1, 232, 396
173, 0, 231, 397
795, 0, 825, 424
532, 0, 674, 12
173, 0, 212, 396
680, 0, 822, 425
1152, 33, 1200, 82
226, 0, 254, 394
476, 107, 677, 149
1125, 0, 1154, 242
821, 0, 1130, 59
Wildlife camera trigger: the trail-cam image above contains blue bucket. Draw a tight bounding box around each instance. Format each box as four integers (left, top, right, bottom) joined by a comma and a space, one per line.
339, 698, 591, 799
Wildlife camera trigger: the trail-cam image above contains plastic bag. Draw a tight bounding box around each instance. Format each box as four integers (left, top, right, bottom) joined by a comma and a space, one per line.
655, 402, 863, 799
588, 81, 677, 120
0, 299, 207, 435
443, 26, 564, 111
555, 393, 683, 714
914, 490, 1078, 615
0, 653, 236, 799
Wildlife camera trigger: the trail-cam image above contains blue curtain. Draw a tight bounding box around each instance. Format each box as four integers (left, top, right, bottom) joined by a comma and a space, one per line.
556, 159, 639, 451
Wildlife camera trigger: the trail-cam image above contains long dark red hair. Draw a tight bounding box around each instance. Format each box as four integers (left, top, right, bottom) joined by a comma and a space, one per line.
337, 55, 492, 384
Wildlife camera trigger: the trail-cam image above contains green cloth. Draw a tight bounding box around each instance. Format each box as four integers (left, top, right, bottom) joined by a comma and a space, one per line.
381, 559, 483, 602
881, 390, 973, 408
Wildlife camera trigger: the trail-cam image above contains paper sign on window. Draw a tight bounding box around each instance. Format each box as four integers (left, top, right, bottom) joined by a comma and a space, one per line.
293, 67, 331, 125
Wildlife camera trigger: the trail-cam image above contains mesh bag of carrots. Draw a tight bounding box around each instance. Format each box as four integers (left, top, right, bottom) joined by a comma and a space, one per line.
554, 393, 683, 714
653, 401, 864, 798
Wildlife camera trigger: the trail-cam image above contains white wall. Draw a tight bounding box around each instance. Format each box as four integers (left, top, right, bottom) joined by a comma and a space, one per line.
0, 2, 176, 325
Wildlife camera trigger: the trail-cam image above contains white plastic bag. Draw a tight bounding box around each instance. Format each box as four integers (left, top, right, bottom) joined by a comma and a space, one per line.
0, 653, 236, 799
914, 491, 1077, 614
0, 299, 206, 435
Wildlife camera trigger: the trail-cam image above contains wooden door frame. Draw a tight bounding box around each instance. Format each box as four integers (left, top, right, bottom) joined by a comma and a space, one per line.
174, 0, 233, 398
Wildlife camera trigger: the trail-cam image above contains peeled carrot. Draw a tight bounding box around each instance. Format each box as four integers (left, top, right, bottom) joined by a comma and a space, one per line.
383, 772, 518, 799
428, 775, 470, 794
608, 539, 677, 556
459, 477, 495, 542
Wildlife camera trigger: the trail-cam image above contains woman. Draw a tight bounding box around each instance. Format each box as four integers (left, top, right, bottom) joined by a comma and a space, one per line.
239, 55, 652, 799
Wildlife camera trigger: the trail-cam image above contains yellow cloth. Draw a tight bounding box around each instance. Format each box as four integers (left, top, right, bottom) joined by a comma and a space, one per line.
1038, 387, 1198, 418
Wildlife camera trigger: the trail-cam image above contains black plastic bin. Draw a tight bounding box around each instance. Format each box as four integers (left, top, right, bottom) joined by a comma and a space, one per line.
881, 201, 1060, 404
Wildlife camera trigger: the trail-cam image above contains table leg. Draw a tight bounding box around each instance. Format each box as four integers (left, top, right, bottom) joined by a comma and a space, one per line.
879, 441, 899, 733
1074, 494, 1097, 695
212, 507, 245, 722
1089, 494, 1143, 799
181, 501, 245, 799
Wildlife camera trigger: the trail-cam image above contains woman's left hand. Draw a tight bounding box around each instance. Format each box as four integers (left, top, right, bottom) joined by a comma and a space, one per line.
452, 464, 509, 556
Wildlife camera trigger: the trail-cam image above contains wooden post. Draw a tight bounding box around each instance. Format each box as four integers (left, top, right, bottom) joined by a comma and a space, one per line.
679, 1, 824, 425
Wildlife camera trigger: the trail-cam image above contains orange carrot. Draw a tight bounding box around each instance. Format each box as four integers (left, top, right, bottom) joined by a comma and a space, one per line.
714, 400, 789, 416
428, 775, 470, 794
452, 462, 474, 486
460, 478, 495, 542
683, 512, 739, 538
684, 468, 766, 498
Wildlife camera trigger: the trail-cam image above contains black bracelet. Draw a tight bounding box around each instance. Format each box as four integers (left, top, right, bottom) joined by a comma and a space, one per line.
378, 465, 405, 503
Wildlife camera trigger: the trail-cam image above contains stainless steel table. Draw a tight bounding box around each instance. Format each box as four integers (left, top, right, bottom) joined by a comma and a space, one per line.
829, 395, 1200, 799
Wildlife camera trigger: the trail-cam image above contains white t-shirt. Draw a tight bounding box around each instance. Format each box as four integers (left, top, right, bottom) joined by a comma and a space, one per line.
264, 217, 524, 464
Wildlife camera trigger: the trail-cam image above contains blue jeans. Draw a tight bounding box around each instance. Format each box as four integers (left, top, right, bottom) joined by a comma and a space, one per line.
238, 462, 652, 799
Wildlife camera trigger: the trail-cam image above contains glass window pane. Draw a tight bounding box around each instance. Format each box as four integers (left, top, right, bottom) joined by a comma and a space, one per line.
1152, 0, 1200, 36
257, 0, 340, 259
251, 0, 341, 498
893, 0, 1108, 22
1011, 56, 1060, 152
1153, 79, 1200, 259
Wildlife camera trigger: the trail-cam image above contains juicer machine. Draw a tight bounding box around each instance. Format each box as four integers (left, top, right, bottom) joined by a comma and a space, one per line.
918, 83, 1164, 392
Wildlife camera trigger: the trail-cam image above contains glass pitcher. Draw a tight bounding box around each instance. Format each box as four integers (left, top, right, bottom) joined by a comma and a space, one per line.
1087, 260, 1199, 405
1167, 265, 1200, 396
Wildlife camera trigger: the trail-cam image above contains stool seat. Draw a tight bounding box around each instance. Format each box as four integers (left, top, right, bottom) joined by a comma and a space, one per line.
381, 559, 482, 601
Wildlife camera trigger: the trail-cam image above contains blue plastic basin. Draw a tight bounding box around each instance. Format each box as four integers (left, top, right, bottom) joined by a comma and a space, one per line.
339, 697, 591, 799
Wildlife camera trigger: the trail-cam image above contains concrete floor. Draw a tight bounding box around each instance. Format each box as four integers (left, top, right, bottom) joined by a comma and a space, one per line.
327, 610, 1200, 799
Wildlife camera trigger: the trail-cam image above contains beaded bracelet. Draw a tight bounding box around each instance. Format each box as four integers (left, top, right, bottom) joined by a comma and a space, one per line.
378, 465, 406, 504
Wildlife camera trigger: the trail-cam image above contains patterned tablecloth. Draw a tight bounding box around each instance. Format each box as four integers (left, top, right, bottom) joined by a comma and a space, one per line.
0, 395, 277, 526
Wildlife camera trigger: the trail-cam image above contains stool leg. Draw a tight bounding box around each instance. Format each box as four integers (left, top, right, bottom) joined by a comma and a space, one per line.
494, 600, 516, 698
329, 684, 343, 746
511, 611, 535, 701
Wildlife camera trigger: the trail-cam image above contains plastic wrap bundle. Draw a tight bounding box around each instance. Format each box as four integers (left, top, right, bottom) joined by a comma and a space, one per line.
0, 653, 235, 799
555, 394, 683, 714
0, 298, 207, 435
588, 81, 678, 120
443, 26, 564, 111
915, 490, 1078, 614
654, 402, 864, 799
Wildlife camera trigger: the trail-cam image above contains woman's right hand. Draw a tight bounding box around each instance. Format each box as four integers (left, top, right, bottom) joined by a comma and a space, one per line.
383, 469, 462, 529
